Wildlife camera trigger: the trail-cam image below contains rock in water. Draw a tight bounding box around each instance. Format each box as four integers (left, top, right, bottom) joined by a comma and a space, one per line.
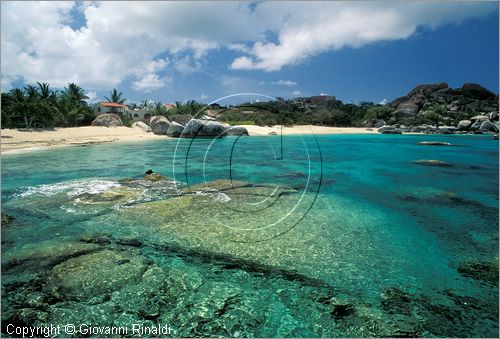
417, 141, 452, 146
412, 159, 453, 167
43, 250, 148, 301
225, 126, 249, 136
150, 115, 170, 135
182, 119, 227, 138
144, 173, 166, 182
166, 121, 185, 137
91, 113, 123, 127
145, 169, 153, 175
132, 121, 152, 133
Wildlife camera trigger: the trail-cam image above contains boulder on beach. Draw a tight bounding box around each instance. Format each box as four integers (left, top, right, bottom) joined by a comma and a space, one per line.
456, 120, 472, 131
378, 126, 402, 134
169, 114, 193, 126
225, 126, 249, 136
166, 121, 184, 137
132, 121, 151, 133
182, 119, 227, 138
479, 120, 499, 133
470, 115, 489, 122
436, 126, 457, 134
268, 131, 278, 135
91, 113, 123, 127
149, 115, 170, 135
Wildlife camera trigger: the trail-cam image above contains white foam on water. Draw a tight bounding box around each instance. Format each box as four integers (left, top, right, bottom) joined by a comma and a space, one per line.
16, 179, 121, 198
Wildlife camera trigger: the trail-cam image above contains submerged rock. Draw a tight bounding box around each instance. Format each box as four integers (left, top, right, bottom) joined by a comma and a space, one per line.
2, 240, 100, 270
331, 303, 355, 319
79, 233, 112, 244
1, 213, 15, 225
457, 261, 498, 285
417, 141, 453, 146
43, 250, 149, 301
144, 173, 167, 182
412, 159, 453, 167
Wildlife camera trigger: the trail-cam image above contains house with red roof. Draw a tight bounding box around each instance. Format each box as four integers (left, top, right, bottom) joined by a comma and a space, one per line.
95, 102, 131, 118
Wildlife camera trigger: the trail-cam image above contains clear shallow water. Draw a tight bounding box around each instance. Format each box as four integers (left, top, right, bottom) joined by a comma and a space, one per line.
1, 134, 498, 337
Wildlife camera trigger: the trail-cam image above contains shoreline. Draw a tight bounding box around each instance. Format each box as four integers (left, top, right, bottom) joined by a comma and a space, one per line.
0, 125, 378, 154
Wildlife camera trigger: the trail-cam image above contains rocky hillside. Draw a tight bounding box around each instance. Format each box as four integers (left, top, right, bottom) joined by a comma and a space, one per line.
376, 83, 499, 134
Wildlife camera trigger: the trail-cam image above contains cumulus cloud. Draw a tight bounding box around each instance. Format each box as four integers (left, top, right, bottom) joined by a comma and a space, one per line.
271, 80, 297, 86
230, 1, 496, 71
132, 74, 171, 92
1, 1, 495, 91
378, 98, 388, 105
292, 90, 301, 96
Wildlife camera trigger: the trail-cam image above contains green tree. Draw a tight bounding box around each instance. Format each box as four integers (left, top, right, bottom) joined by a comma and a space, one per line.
363, 106, 394, 121
104, 88, 126, 104
64, 83, 89, 105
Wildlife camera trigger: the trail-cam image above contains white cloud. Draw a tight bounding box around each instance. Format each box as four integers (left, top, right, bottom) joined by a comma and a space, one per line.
85, 91, 98, 103
292, 90, 301, 96
228, 43, 250, 53
1, 1, 495, 91
230, 56, 255, 70
132, 74, 171, 92
229, 1, 496, 71
271, 80, 297, 86
320, 92, 328, 96
173, 55, 202, 74
378, 98, 388, 105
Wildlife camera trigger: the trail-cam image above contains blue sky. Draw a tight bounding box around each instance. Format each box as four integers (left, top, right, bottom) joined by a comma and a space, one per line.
1, 1, 498, 105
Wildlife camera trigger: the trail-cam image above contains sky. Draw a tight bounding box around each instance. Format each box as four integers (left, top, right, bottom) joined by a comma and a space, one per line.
1, 1, 498, 105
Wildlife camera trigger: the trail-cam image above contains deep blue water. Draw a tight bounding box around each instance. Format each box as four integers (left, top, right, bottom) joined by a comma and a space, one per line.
1, 134, 498, 337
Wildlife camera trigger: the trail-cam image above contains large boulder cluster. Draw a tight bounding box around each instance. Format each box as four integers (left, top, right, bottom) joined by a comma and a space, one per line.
145, 116, 249, 138
377, 83, 499, 135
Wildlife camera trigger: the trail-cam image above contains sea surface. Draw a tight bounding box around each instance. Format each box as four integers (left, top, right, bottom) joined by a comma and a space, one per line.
1, 133, 498, 337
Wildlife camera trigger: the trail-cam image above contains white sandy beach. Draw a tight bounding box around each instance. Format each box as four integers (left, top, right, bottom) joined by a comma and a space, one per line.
1, 125, 377, 154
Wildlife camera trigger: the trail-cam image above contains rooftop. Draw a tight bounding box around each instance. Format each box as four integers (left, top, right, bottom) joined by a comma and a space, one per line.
99, 102, 127, 107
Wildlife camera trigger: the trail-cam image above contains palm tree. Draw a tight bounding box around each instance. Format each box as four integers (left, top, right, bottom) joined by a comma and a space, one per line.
104, 88, 126, 104
24, 85, 39, 101
64, 83, 89, 106
37, 82, 51, 100
140, 99, 151, 109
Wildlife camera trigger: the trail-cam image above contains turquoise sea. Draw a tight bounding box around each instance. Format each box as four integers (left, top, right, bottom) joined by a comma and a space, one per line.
1, 133, 498, 337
